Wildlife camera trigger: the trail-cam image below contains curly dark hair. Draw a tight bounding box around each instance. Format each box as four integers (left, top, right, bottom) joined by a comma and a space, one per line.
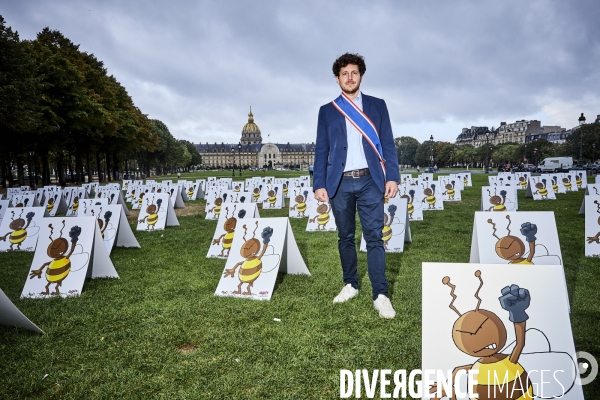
332, 53, 366, 77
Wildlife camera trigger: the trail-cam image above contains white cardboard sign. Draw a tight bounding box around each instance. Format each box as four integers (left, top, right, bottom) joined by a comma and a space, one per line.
438, 178, 462, 201
568, 170, 587, 189
470, 212, 562, 265
359, 197, 412, 252
80, 204, 140, 254
0, 199, 9, 226
0, 288, 44, 333
481, 186, 518, 212
41, 190, 68, 217
214, 218, 310, 300
260, 184, 284, 209
21, 216, 119, 299
526, 176, 556, 200
137, 193, 179, 231
0, 207, 44, 252
584, 196, 600, 257
66, 188, 89, 216
542, 174, 567, 194
306, 201, 337, 232
9, 193, 40, 208
514, 172, 531, 190
422, 263, 582, 400
420, 181, 444, 210
207, 204, 260, 259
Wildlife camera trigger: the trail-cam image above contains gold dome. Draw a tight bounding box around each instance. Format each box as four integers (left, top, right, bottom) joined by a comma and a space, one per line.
242, 106, 261, 133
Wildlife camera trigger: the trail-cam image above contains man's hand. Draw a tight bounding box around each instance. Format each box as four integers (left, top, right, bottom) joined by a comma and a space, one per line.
314, 188, 329, 202
384, 181, 399, 199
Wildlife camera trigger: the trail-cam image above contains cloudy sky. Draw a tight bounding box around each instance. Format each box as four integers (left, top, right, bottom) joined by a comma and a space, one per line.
3, 0, 600, 144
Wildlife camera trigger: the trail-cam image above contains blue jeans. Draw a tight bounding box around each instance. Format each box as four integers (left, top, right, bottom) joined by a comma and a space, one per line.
329, 174, 387, 300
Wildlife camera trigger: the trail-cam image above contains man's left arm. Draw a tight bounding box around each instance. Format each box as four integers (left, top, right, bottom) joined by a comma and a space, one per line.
379, 100, 399, 197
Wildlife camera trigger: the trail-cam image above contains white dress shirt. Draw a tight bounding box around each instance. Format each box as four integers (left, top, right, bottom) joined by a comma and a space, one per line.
343, 92, 369, 172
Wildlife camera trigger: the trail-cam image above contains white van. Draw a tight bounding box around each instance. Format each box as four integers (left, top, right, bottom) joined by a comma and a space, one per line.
538, 157, 573, 172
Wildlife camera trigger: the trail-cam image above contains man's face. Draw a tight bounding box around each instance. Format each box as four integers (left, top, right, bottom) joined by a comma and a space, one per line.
336, 64, 361, 95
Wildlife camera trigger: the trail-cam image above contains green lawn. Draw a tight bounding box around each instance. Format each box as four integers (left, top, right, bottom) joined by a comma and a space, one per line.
1, 172, 598, 399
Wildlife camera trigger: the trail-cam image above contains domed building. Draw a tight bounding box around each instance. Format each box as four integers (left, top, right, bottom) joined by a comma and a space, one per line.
195, 107, 315, 170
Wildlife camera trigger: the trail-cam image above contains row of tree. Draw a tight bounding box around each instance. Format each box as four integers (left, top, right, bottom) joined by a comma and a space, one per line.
395, 123, 600, 168
0, 16, 200, 188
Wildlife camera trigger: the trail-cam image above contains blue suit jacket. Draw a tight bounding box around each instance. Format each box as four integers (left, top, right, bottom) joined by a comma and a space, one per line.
313, 94, 400, 198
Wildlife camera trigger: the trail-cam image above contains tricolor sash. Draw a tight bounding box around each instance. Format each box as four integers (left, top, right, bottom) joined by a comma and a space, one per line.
331, 93, 386, 177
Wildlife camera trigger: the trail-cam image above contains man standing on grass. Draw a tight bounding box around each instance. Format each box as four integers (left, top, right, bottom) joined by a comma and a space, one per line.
313, 53, 400, 319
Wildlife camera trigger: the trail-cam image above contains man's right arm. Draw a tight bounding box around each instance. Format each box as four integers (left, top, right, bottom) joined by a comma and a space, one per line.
313, 106, 329, 202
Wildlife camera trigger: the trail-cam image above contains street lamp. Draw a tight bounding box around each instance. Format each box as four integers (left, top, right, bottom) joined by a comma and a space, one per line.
593, 143, 596, 164
485, 131, 490, 173
429, 135, 434, 170
533, 147, 538, 171
238, 142, 242, 176
578, 113, 586, 163
230, 146, 235, 177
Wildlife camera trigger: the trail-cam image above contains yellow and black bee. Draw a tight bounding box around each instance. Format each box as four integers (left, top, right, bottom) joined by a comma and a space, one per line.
28, 221, 84, 296
0, 210, 38, 250
400, 189, 415, 219
252, 187, 261, 202
534, 179, 548, 199
222, 222, 274, 295
213, 206, 246, 258
487, 189, 508, 212
518, 176, 528, 189
208, 192, 227, 219
290, 190, 309, 217
562, 176, 572, 191
45, 195, 59, 214
309, 202, 331, 230
262, 187, 278, 208
432, 271, 534, 399
382, 204, 397, 250
575, 172, 583, 188
139, 198, 163, 230
422, 184, 437, 209
443, 181, 456, 200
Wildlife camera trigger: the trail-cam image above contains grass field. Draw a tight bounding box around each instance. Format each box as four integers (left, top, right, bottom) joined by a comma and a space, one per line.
1, 171, 599, 399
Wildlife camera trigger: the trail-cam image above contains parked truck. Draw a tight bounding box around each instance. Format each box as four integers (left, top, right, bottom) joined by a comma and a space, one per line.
537, 157, 573, 172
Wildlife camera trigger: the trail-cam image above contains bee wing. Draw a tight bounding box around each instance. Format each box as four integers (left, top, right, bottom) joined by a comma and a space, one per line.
158, 209, 167, 221
26, 226, 40, 237
260, 250, 281, 274
103, 228, 116, 242
69, 250, 90, 272
520, 351, 577, 398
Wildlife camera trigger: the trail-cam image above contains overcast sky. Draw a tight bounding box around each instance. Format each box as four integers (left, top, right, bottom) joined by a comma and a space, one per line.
3, 0, 600, 145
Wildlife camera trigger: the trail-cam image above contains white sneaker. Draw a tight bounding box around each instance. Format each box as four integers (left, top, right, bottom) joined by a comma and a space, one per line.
373, 294, 396, 319
333, 284, 359, 303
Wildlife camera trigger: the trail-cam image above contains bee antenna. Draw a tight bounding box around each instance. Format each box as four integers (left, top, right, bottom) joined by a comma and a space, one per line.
487, 189, 491, 197
243, 224, 248, 241
474, 270, 483, 311
48, 224, 54, 240
487, 219, 500, 240
60, 220, 66, 236
506, 215, 512, 236
252, 220, 259, 237
225, 207, 229, 218
442, 276, 461, 316
10, 210, 15, 221
232, 204, 237, 215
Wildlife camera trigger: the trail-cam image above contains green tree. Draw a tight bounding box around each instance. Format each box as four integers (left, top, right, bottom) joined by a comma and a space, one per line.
394, 136, 419, 167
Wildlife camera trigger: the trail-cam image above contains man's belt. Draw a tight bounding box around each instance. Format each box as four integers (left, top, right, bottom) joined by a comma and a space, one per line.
343, 168, 370, 178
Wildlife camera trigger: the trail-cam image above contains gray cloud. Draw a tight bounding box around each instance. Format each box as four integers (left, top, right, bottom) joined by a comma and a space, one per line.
3, 0, 599, 144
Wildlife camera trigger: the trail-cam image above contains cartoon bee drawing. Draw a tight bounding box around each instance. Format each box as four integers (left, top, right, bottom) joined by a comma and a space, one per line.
252, 187, 261, 202
222, 222, 278, 295
575, 172, 584, 188
233, 184, 241, 193
208, 192, 227, 219
138, 198, 164, 230
28, 221, 88, 296
443, 181, 456, 200
97, 209, 115, 241
0, 210, 39, 250
422, 184, 437, 209
382, 204, 402, 250
309, 202, 332, 230
263, 187, 279, 208
562, 176, 572, 191
68, 196, 80, 215
212, 206, 246, 258
45, 194, 59, 214
551, 176, 560, 193
533, 179, 549, 199
487, 215, 560, 265
400, 188, 416, 219
136, 191, 147, 209
283, 181, 289, 197
518, 176, 528, 189
487, 189, 508, 212
290, 189, 309, 217
130, 189, 137, 202
108, 193, 116, 205
586, 200, 600, 244
431, 271, 534, 399
431, 270, 577, 400
187, 185, 196, 199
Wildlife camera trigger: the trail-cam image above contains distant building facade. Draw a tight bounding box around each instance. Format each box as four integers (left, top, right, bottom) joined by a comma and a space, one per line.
195, 108, 315, 169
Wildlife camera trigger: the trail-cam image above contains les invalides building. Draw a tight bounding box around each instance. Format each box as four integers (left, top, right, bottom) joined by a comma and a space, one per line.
195, 108, 315, 170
